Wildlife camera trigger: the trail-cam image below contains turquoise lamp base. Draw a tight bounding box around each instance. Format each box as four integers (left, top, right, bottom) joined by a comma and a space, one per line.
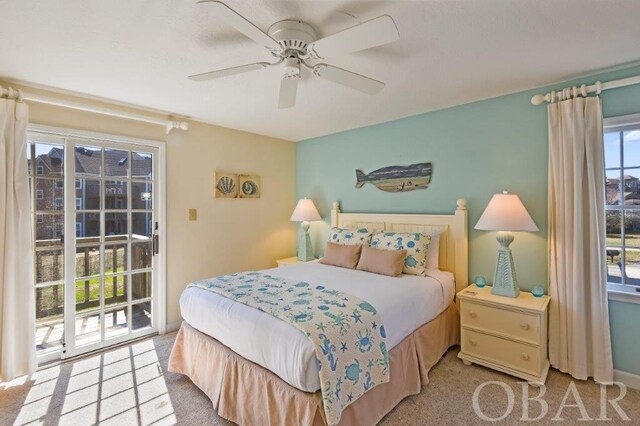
297, 221, 314, 261
491, 231, 520, 298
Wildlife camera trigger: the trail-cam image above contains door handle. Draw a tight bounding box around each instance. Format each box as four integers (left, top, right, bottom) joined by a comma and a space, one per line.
152, 234, 159, 255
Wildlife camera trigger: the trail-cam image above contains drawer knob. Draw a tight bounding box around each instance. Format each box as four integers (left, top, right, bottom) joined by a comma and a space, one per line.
521, 353, 530, 361
520, 323, 530, 330
469, 338, 478, 346
469, 312, 477, 318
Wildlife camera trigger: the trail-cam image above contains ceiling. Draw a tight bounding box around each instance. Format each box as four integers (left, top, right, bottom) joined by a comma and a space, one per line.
2, 0, 640, 141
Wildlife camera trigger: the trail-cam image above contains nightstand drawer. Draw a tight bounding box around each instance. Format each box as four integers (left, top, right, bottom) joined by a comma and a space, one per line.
461, 329, 540, 376
460, 301, 540, 344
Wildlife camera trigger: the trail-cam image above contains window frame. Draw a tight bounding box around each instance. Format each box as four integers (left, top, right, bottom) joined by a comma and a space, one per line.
604, 113, 640, 304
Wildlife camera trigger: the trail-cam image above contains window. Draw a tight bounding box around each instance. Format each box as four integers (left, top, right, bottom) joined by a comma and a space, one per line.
604, 114, 640, 296
55, 180, 64, 189
54, 223, 64, 239
36, 189, 44, 200
55, 197, 64, 208
36, 165, 44, 175
75, 222, 82, 237
76, 198, 82, 209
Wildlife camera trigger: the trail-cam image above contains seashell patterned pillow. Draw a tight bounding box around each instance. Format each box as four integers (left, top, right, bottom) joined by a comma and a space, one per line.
369, 231, 431, 276
329, 227, 372, 246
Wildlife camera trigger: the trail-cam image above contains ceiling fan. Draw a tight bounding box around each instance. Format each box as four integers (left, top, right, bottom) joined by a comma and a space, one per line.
189, 1, 400, 108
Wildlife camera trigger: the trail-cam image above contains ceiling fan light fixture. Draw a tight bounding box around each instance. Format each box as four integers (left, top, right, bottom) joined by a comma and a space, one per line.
190, 2, 399, 107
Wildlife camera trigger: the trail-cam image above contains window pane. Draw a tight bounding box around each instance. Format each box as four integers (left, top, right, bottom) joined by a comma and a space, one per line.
105, 308, 128, 340
35, 178, 64, 211
624, 248, 640, 286
76, 278, 100, 313
132, 212, 152, 240
132, 302, 152, 331
105, 149, 129, 177
36, 213, 64, 243
105, 244, 127, 274
75, 245, 100, 278
105, 180, 128, 209
105, 275, 127, 307
76, 179, 100, 210
624, 130, 640, 168
622, 169, 640, 205
105, 212, 128, 242
36, 284, 64, 352
604, 131, 621, 169
36, 249, 64, 284
77, 212, 100, 241
606, 211, 622, 247
624, 211, 640, 247
32, 143, 64, 177
606, 170, 622, 205
26, 142, 32, 175
76, 312, 101, 347
132, 151, 152, 179
132, 182, 152, 210
132, 272, 151, 300
132, 242, 152, 270
74, 145, 102, 177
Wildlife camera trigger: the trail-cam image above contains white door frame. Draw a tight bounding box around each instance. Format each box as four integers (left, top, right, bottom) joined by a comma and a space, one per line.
29, 124, 167, 363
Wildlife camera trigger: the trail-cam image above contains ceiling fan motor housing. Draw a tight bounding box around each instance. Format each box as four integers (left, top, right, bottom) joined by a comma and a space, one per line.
268, 20, 317, 54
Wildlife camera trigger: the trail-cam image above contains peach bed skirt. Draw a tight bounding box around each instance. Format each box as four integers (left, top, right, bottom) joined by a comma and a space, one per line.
168, 302, 460, 425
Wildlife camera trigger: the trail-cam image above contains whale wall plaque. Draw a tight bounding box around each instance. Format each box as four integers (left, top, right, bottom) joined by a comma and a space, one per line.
355, 162, 432, 192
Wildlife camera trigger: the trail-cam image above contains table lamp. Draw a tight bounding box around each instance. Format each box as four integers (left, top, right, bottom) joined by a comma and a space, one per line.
474, 191, 538, 297
290, 198, 321, 261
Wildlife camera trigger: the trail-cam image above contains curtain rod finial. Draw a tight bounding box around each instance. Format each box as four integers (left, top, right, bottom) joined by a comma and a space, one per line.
531, 94, 546, 106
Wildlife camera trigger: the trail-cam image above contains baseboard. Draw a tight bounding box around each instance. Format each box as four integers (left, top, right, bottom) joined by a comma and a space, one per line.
614, 369, 640, 390
165, 320, 183, 333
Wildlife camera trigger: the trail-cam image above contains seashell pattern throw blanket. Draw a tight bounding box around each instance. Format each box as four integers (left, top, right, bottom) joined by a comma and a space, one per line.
188, 271, 389, 425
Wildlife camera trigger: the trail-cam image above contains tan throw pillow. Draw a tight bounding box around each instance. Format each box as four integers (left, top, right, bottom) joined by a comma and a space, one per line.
319, 242, 362, 269
356, 245, 407, 277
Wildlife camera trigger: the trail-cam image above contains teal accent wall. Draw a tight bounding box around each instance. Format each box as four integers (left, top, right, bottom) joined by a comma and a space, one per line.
296, 65, 640, 375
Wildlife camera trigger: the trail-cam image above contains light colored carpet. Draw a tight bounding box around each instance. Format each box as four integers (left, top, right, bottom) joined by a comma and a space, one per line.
1, 332, 638, 425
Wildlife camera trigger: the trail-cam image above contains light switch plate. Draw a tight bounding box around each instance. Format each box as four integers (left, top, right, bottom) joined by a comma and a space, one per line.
188, 209, 197, 221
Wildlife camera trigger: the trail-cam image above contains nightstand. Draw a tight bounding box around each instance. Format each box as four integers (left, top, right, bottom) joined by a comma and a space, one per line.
457, 284, 550, 384
276, 257, 305, 267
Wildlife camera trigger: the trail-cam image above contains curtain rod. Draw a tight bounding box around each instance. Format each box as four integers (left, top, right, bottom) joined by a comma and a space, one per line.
0, 85, 188, 134
531, 74, 640, 106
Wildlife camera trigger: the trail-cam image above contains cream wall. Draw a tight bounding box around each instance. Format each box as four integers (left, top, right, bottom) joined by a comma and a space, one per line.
5, 82, 297, 326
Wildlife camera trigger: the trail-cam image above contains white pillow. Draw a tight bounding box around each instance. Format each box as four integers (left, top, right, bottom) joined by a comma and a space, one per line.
426, 233, 441, 269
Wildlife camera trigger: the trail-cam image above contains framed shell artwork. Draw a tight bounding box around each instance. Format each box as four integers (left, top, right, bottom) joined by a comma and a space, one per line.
214, 172, 238, 198
239, 174, 261, 198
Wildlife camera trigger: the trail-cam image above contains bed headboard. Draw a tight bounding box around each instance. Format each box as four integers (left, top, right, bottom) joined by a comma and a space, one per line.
331, 199, 469, 293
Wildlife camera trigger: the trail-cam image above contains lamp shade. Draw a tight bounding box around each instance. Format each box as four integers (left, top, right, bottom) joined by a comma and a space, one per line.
474, 192, 538, 232
290, 198, 321, 222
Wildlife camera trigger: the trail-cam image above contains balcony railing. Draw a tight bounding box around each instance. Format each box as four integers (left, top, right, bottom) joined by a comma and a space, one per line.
36, 237, 151, 319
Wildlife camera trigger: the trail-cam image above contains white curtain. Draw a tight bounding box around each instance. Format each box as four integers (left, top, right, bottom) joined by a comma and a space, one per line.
0, 98, 36, 381
548, 96, 613, 383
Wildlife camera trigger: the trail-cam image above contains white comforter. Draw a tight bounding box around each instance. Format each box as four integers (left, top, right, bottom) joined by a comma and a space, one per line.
179, 262, 455, 392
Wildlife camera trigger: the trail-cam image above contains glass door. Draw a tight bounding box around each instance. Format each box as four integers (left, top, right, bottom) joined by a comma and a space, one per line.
28, 128, 163, 361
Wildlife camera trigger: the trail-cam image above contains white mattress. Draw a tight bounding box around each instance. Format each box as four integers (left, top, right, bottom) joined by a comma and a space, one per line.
179, 262, 455, 392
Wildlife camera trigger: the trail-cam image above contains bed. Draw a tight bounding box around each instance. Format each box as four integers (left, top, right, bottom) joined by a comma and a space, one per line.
168, 199, 468, 425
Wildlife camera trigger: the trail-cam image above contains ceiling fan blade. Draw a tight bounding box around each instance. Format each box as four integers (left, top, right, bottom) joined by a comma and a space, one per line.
197, 1, 283, 54
307, 15, 399, 59
188, 62, 269, 81
278, 76, 299, 108
313, 64, 384, 94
